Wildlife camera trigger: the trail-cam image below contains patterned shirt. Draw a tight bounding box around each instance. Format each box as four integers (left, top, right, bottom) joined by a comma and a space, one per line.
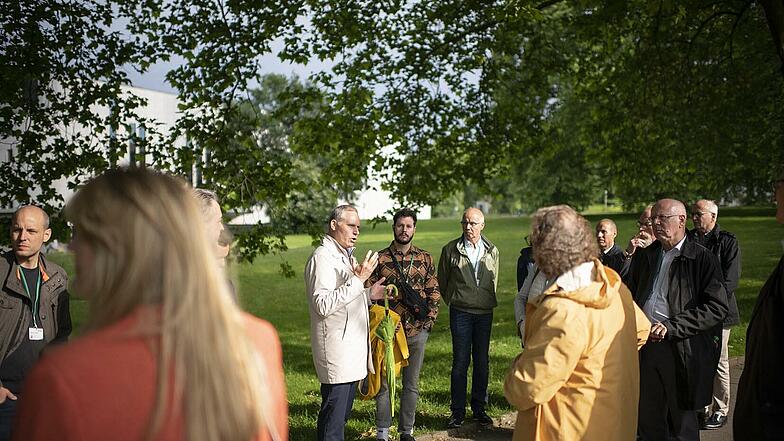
367, 242, 441, 337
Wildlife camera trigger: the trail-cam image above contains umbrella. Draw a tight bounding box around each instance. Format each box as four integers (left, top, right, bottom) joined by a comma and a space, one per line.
376, 284, 399, 416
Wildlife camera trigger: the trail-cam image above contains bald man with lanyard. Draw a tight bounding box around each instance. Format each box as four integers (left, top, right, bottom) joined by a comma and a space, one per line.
0, 206, 71, 440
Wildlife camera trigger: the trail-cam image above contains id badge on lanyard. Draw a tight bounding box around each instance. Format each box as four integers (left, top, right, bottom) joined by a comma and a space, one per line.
20, 267, 44, 341
29, 328, 44, 341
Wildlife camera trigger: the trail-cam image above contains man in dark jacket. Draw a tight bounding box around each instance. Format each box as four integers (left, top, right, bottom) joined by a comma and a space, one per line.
516, 243, 533, 292
734, 176, 784, 440
596, 218, 625, 274
689, 199, 741, 430
623, 199, 728, 441
0, 206, 71, 440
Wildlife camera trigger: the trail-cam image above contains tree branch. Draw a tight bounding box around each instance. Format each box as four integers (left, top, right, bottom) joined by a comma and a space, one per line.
535, 0, 565, 10
687, 9, 740, 66
758, 0, 784, 77
727, 1, 752, 65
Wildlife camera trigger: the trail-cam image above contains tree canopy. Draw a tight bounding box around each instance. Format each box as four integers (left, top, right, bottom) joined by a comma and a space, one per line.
2, 0, 782, 254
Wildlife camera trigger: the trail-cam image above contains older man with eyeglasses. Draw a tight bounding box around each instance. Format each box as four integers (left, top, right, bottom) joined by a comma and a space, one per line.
438, 208, 499, 429
623, 199, 728, 441
625, 204, 656, 258
689, 199, 741, 430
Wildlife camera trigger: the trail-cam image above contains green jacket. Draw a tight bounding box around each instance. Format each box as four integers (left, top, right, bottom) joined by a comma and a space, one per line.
437, 236, 499, 314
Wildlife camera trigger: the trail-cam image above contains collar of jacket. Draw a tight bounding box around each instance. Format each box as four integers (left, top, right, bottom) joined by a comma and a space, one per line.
455, 235, 495, 256
690, 223, 722, 244
322, 234, 353, 260
603, 243, 622, 255
534, 259, 615, 310
704, 223, 722, 242
3, 250, 58, 297
386, 241, 422, 257
646, 234, 699, 263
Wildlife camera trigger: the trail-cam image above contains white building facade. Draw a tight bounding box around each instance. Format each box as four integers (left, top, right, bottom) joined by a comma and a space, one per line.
1, 85, 426, 222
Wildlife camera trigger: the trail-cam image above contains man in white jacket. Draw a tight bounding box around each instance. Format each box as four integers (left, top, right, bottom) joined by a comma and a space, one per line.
305, 205, 386, 441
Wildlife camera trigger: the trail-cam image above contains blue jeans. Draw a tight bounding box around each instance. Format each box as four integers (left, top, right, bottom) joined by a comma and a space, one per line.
449, 307, 492, 416
317, 382, 357, 441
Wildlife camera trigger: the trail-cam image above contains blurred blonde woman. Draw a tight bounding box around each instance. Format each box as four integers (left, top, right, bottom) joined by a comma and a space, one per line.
11, 168, 287, 441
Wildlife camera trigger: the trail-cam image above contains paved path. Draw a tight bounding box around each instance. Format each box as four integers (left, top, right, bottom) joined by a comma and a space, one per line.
418, 357, 743, 441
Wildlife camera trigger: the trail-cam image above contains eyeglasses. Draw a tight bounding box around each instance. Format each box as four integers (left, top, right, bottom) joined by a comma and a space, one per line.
651, 214, 681, 223
691, 211, 710, 218
460, 221, 483, 228
637, 219, 652, 228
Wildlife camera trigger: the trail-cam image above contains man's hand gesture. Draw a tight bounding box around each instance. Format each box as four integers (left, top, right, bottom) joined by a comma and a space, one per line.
353, 250, 379, 282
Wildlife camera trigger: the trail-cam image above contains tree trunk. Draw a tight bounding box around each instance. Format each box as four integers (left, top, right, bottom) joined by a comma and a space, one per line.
759, 0, 784, 76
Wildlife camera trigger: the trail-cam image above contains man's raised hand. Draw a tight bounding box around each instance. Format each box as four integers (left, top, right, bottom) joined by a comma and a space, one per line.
354, 250, 379, 282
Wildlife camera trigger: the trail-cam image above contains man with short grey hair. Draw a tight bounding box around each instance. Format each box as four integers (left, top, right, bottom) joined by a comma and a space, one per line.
305, 205, 387, 441
0, 206, 71, 440
624, 199, 728, 441
438, 208, 499, 429
690, 199, 741, 430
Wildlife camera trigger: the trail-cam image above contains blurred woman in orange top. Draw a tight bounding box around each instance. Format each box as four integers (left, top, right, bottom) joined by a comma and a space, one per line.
12, 168, 287, 441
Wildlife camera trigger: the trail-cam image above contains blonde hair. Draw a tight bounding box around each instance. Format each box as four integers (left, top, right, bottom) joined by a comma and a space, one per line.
66, 168, 277, 441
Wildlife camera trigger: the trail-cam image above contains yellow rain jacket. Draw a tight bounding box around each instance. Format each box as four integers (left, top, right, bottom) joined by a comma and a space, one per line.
504, 260, 651, 441
360, 305, 409, 399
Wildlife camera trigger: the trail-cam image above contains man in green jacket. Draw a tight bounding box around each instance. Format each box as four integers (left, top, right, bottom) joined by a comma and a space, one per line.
438, 207, 499, 429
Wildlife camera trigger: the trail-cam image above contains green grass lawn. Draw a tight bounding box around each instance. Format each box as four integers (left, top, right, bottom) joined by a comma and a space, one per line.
47, 207, 783, 441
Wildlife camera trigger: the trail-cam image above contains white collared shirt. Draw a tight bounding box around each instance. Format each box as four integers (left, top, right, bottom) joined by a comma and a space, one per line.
643, 235, 687, 323
463, 237, 485, 282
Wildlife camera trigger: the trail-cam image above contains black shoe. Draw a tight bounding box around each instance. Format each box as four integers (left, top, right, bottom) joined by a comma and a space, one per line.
703, 413, 727, 430
446, 413, 464, 429
400, 434, 416, 441
473, 410, 493, 427
697, 412, 709, 430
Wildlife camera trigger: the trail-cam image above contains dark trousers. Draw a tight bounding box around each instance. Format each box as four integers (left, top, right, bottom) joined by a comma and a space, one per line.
449, 306, 492, 416
317, 381, 357, 441
638, 341, 699, 441
0, 398, 17, 441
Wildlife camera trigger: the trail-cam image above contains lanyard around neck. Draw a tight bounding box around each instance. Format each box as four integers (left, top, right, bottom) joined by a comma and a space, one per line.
391, 247, 414, 282
19, 267, 42, 328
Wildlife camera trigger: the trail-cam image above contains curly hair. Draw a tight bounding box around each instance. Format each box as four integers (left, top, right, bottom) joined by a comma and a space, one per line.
530, 205, 599, 279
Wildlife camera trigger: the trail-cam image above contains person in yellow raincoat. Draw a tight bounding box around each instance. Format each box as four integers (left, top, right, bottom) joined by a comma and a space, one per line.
504, 205, 651, 441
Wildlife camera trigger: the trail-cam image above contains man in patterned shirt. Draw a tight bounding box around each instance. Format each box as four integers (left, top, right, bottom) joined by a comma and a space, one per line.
367, 208, 440, 441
